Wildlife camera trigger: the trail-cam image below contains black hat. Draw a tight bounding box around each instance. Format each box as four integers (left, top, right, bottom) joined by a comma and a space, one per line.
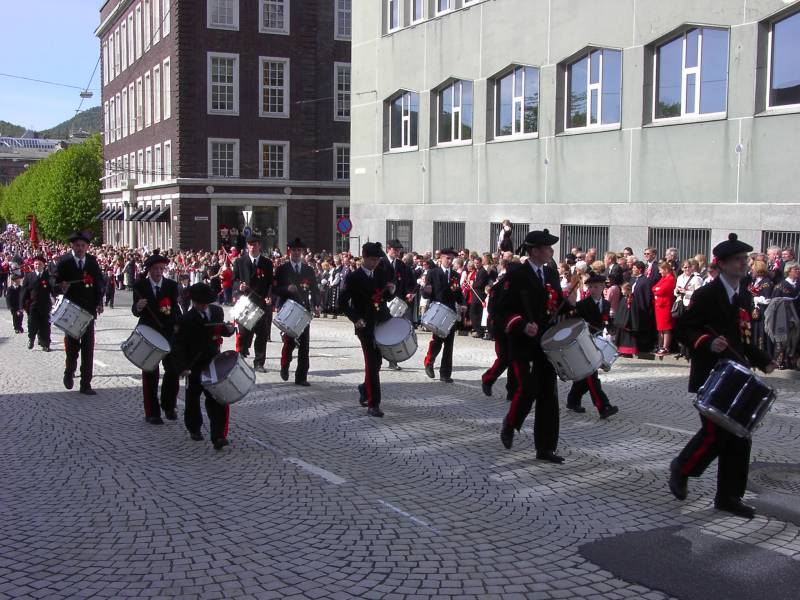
587, 272, 606, 285
521, 229, 559, 249
287, 238, 305, 249
439, 247, 458, 257
189, 283, 217, 304
246, 233, 262, 245
386, 239, 404, 250
362, 242, 383, 258
144, 252, 169, 269
68, 231, 91, 243
713, 233, 753, 261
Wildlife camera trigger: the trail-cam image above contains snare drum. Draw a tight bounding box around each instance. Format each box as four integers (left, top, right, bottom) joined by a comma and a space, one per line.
375, 317, 418, 363
201, 350, 256, 405
50, 296, 94, 339
388, 297, 408, 318
274, 299, 312, 339
594, 335, 619, 372
421, 301, 457, 338
121, 325, 171, 372
540, 319, 603, 381
694, 359, 775, 438
230, 295, 265, 331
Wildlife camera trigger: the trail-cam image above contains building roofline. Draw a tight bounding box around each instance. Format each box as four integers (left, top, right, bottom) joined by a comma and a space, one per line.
95, 0, 134, 38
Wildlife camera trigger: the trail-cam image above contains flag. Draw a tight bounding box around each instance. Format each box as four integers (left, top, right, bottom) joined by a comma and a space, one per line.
29, 215, 38, 250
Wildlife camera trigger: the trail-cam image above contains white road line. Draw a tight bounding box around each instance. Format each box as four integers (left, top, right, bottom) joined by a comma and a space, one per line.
284, 457, 347, 485
377, 499, 440, 534
125, 376, 140, 385
644, 422, 694, 435
247, 435, 281, 453
93, 359, 109, 368
1, 318, 12, 325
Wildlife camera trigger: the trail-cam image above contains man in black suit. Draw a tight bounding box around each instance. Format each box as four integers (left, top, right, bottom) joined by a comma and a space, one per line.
468, 256, 491, 338
21, 255, 54, 351
498, 230, 565, 463
381, 239, 415, 370
339, 242, 394, 417
131, 253, 181, 424
6, 273, 24, 333
422, 247, 463, 383
233, 234, 274, 372
566, 273, 619, 418
274, 238, 321, 386
668, 234, 776, 518
629, 261, 656, 353
643, 247, 661, 285
173, 283, 236, 450
55, 231, 104, 395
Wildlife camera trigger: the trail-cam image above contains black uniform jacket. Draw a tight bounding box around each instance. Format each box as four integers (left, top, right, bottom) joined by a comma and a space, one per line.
6, 285, 22, 312
21, 270, 54, 314
675, 277, 771, 393
233, 253, 274, 308
471, 267, 491, 303
54, 253, 104, 315
380, 256, 415, 300
423, 266, 464, 310
572, 296, 610, 333
339, 268, 393, 334
131, 276, 180, 340
274, 261, 322, 311
172, 303, 232, 373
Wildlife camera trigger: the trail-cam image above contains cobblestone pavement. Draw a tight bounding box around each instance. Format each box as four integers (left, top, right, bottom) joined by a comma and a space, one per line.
1, 292, 799, 600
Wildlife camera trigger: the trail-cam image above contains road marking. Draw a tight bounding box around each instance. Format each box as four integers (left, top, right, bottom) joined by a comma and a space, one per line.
248, 435, 281, 453
93, 359, 109, 368
125, 376, 140, 385
1, 318, 12, 325
377, 499, 440, 534
644, 422, 694, 435
284, 457, 347, 485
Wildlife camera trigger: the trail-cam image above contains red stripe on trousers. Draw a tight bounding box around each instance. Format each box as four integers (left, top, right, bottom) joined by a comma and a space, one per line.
681, 420, 716, 476
586, 374, 603, 412
281, 336, 290, 368
235, 331, 241, 353
482, 339, 503, 384
223, 405, 230, 438
424, 339, 435, 367
506, 360, 525, 426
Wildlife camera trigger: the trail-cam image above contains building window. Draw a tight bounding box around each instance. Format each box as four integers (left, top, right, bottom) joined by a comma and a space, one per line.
494, 66, 539, 138
437, 79, 473, 144
108, 35, 115, 81
136, 77, 144, 130
560, 225, 610, 258
654, 27, 729, 119
129, 152, 136, 181
260, 0, 289, 35
565, 48, 622, 129
208, 0, 239, 29
122, 155, 129, 184
386, 220, 413, 251
163, 140, 172, 178
154, 144, 162, 181
162, 0, 171, 35
103, 102, 109, 145
135, 4, 143, 59
433, 221, 465, 252
761, 230, 800, 258
145, 146, 153, 183
335, 204, 350, 253
102, 42, 109, 85
144, 0, 151, 51
208, 53, 239, 114
144, 71, 152, 126
768, 11, 800, 108
153, 65, 161, 123
121, 22, 128, 70
259, 141, 289, 179
436, 0, 451, 16
259, 57, 289, 117
127, 14, 134, 63
163, 58, 171, 119
388, 91, 419, 150
115, 28, 122, 75
209, 138, 239, 178
334, 62, 351, 121
116, 94, 122, 139
647, 227, 711, 262
128, 83, 136, 132
137, 149, 144, 184
411, 0, 424, 23
334, 143, 350, 181
152, 0, 160, 44
109, 98, 116, 143
122, 88, 128, 137
490, 222, 529, 252
335, 0, 351, 40
387, 0, 400, 31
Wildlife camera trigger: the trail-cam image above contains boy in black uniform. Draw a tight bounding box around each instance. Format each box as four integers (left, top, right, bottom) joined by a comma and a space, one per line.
233, 234, 274, 372
382, 239, 414, 371
275, 238, 321, 386
55, 231, 104, 395
668, 234, 776, 518
21, 255, 54, 351
132, 252, 181, 424
340, 242, 394, 417
422, 247, 463, 383
565, 273, 619, 418
6, 273, 24, 333
173, 283, 236, 450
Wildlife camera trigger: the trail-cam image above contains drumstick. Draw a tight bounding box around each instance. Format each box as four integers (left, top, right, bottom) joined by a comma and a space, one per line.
705, 326, 750, 366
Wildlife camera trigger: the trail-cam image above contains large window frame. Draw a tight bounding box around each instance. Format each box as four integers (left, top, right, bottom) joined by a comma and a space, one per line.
208, 52, 240, 115
259, 0, 290, 35
334, 62, 351, 122
563, 48, 622, 131
387, 0, 401, 32
436, 79, 473, 146
153, 64, 161, 124
387, 91, 420, 152
144, 71, 152, 127
207, 0, 239, 30
259, 140, 290, 179
766, 10, 800, 111
259, 57, 290, 118
162, 58, 171, 119
208, 138, 240, 178
333, 143, 350, 181
335, 0, 351, 40
436, 0, 453, 17
493, 65, 539, 139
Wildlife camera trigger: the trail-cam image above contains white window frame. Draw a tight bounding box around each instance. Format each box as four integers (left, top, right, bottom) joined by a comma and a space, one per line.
145, 146, 153, 183
153, 64, 161, 123
334, 0, 351, 40
115, 92, 122, 139
333, 143, 350, 181
334, 62, 351, 122
162, 0, 171, 36
129, 152, 136, 181
137, 149, 144, 184
154, 143, 162, 182
208, 138, 240, 178
120, 21, 128, 70
258, 140, 290, 179
493, 66, 539, 139
208, 52, 240, 115
766, 12, 800, 111
121, 88, 128, 138
564, 49, 622, 131
207, 0, 239, 30
258, 56, 290, 118
437, 79, 472, 145
136, 77, 144, 131
127, 13, 135, 63
163, 140, 172, 178
144, 0, 151, 51
144, 71, 152, 127
152, 0, 160, 44
109, 98, 116, 143
102, 42, 109, 85
259, 0, 290, 35
122, 155, 129, 184
135, 4, 143, 59
114, 29, 122, 77
387, 0, 401, 32
436, 0, 452, 17
108, 35, 115, 81
162, 58, 171, 119
389, 91, 419, 151
128, 83, 136, 132
410, 0, 424, 24
103, 101, 110, 145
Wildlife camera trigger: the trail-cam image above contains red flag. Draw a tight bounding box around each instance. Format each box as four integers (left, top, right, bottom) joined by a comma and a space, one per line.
29, 215, 38, 250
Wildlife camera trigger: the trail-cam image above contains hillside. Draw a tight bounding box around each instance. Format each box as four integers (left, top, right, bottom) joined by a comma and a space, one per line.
0, 106, 102, 140
0, 120, 27, 137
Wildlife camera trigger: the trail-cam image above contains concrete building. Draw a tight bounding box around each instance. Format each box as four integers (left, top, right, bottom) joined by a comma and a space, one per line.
0, 138, 67, 186
96, 0, 352, 252
350, 0, 800, 260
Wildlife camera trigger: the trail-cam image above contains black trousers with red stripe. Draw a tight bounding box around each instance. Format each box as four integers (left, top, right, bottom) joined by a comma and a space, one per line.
65, 320, 95, 387
142, 358, 180, 418
357, 330, 382, 407
184, 368, 230, 442
505, 350, 560, 454
674, 415, 751, 499
481, 331, 516, 396
281, 327, 310, 382
425, 329, 455, 378
567, 371, 610, 413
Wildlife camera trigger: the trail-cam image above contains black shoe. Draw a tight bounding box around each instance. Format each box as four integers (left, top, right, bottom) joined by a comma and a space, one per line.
213, 438, 230, 450
27, 339, 34, 349
388, 362, 402, 371
79, 386, 97, 396
146, 415, 164, 425
536, 451, 565, 464
163, 409, 178, 421
424, 363, 435, 379
599, 405, 619, 419
295, 380, 310, 386
358, 383, 367, 407
367, 406, 384, 418
240, 350, 250, 358
439, 376, 453, 383
189, 431, 204, 441
41, 346, 51, 352
482, 381, 493, 396
500, 420, 514, 449
253, 364, 266, 373
566, 404, 587, 413
714, 496, 755, 519
668, 460, 688, 501
63, 372, 74, 390
280, 366, 289, 381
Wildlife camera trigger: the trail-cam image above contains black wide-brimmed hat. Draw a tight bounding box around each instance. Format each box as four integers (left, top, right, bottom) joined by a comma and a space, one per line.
68, 230, 91, 243
144, 252, 169, 269
713, 233, 753, 261
188, 283, 217, 304
386, 239, 404, 250
439, 247, 458, 257
522, 229, 559, 248
587, 272, 607, 285
287, 237, 306, 249
362, 242, 383, 258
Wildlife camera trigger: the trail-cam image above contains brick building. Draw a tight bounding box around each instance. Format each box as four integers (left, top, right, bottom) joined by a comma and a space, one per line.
96, 0, 352, 252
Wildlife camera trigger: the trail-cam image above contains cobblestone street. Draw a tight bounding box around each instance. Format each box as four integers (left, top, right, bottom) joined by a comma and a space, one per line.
2, 292, 799, 600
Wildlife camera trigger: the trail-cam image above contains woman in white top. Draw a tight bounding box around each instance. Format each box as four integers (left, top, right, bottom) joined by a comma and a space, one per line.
674, 258, 704, 359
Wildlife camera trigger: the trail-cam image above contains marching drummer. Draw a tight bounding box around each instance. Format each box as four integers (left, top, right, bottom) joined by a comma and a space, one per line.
382, 239, 415, 371
173, 283, 236, 450
340, 242, 394, 417
132, 252, 181, 424
274, 238, 321, 386
20, 254, 54, 352
232, 234, 273, 373
565, 272, 619, 418
55, 231, 104, 395
422, 247, 463, 383
668, 233, 776, 518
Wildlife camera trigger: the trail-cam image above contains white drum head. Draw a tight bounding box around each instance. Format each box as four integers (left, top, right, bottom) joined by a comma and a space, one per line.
137, 325, 170, 351
376, 318, 412, 345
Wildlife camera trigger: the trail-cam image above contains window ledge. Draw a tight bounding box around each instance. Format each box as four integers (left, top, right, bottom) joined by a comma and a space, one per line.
259, 28, 290, 36
756, 105, 800, 118
208, 110, 240, 117
207, 24, 239, 31
434, 140, 473, 149
386, 146, 419, 154
259, 112, 290, 119
558, 123, 621, 137
644, 113, 726, 128
488, 133, 539, 144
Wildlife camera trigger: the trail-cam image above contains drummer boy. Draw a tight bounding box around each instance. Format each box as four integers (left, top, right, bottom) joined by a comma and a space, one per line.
565, 272, 619, 419
173, 283, 236, 450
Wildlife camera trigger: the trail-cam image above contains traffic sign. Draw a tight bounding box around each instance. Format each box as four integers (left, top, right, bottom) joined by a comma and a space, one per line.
336, 216, 352, 236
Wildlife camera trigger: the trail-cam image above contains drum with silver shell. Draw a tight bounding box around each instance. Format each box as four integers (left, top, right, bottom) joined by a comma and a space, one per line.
420, 301, 457, 338
540, 318, 603, 381
201, 350, 256, 405
121, 324, 171, 372
50, 296, 94, 340
274, 299, 312, 339
388, 297, 408, 318
375, 317, 418, 363
594, 335, 619, 372
230, 295, 265, 331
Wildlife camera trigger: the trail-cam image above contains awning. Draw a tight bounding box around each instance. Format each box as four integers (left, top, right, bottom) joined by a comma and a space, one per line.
147, 206, 171, 222
111, 209, 124, 221
128, 208, 147, 221
139, 208, 160, 222
95, 208, 111, 220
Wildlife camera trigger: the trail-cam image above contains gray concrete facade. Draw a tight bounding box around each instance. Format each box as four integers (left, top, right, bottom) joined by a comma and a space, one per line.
351, 0, 800, 255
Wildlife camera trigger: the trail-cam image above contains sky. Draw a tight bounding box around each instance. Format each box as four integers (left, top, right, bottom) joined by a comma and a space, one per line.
0, 1, 102, 132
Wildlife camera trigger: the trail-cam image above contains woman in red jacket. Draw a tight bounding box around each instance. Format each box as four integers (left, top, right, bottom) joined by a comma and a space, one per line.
219, 259, 234, 305
652, 260, 677, 357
